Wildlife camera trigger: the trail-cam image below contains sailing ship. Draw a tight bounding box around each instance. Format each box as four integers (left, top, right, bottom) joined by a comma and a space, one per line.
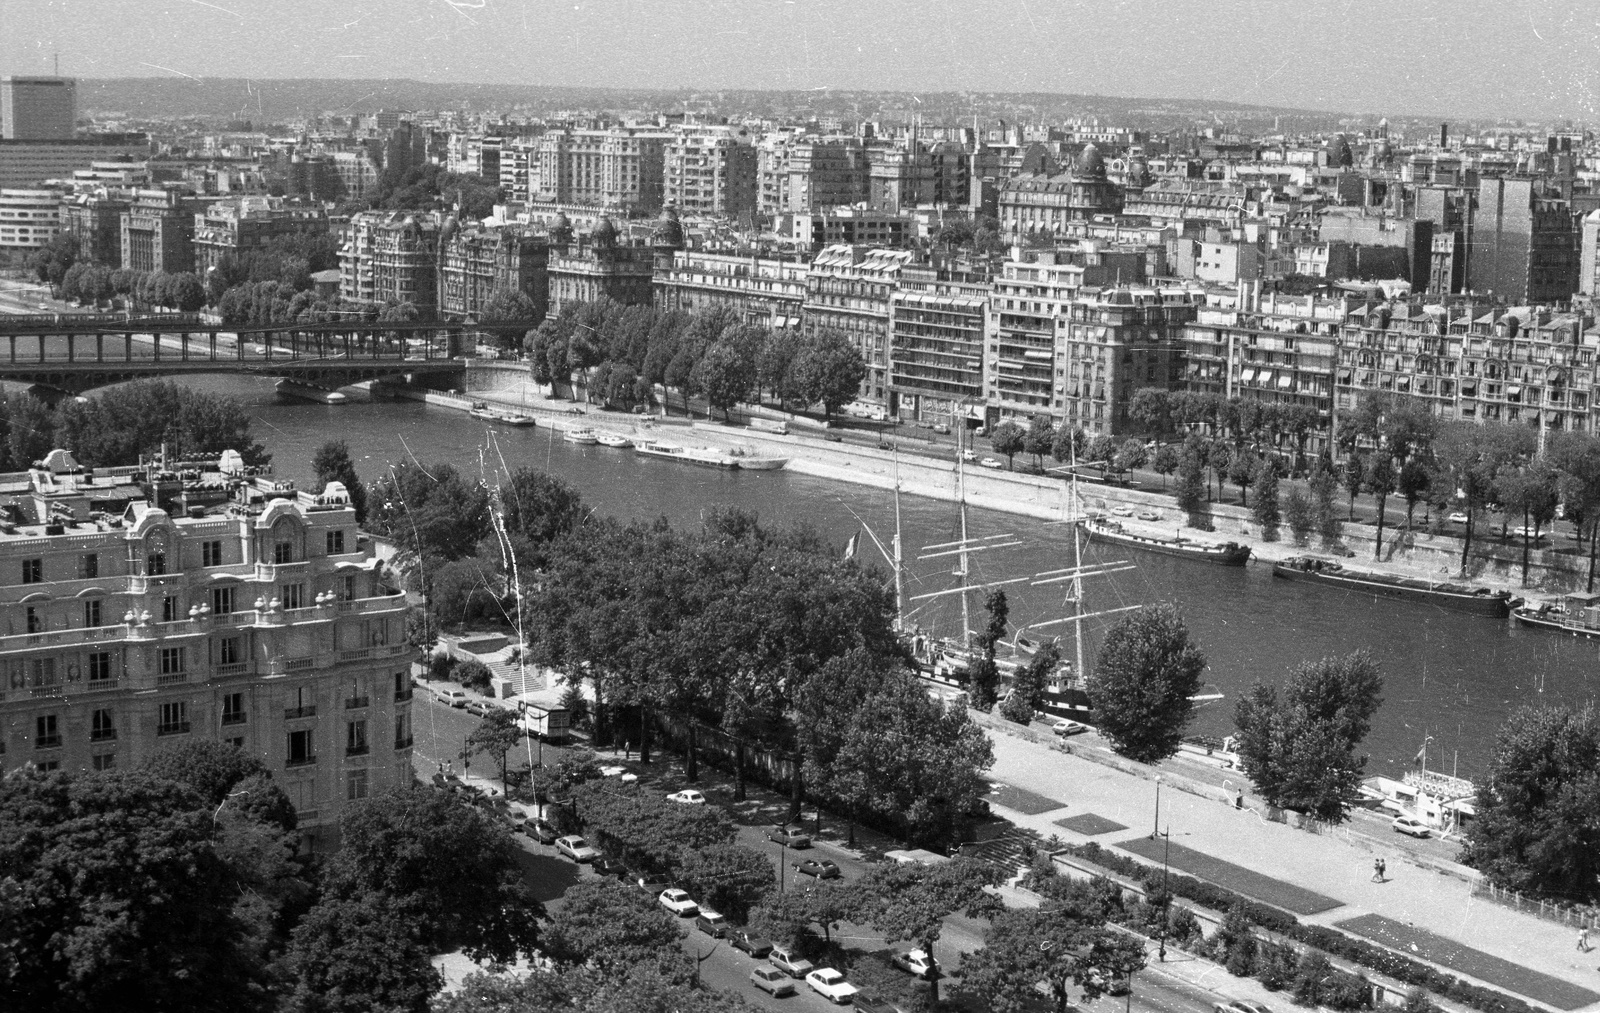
1274, 556, 1514, 618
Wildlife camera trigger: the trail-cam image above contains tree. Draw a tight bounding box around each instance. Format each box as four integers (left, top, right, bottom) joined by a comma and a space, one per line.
141, 738, 277, 809
1550, 430, 1600, 592
966, 588, 1010, 708
675, 843, 776, 922
1114, 438, 1149, 482
1087, 604, 1206, 764
539, 878, 687, 978
857, 857, 1004, 1003
283, 892, 442, 1013
1367, 452, 1397, 559
1151, 443, 1180, 489
478, 288, 541, 349
690, 339, 755, 420
792, 328, 867, 421
990, 421, 1025, 470
1227, 447, 1258, 506
166, 272, 207, 312
1051, 426, 1086, 470
961, 901, 1147, 1013
1341, 452, 1366, 521
1129, 388, 1173, 438
311, 439, 368, 524
1024, 416, 1056, 468
1175, 447, 1208, 528
1284, 486, 1314, 546
1001, 642, 1058, 724
0, 768, 262, 1011
1461, 704, 1600, 902
1207, 441, 1233, 501
1251, 457, 1280, 541
1309, 462, 1342, 549
1397, 458, 1431, 530
467, 708, 525, 788
327, 786, 540, 963
27, 229, 77, 288
1233, 652, 1384, 822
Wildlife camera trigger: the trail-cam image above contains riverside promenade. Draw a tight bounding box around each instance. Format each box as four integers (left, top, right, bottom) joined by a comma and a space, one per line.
979, 727, 1599, 1011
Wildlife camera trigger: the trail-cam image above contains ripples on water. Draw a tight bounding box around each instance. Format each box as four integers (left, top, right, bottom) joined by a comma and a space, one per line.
94, 375, 1600, 779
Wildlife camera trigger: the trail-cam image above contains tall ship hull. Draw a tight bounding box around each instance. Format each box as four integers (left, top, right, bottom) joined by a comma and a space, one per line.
1273, 556, 1513, 617
1084, 517, 1250, 566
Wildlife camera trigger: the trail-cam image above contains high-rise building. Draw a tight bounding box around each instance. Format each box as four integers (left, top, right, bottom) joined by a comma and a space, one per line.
121, 189, 208, 274
1472, 177, 1578, 304
0, 134, 149, 188
663, 124, 757, 217
802, 245, 915, 404
0, 449, 413, 850
0, 187, 63, 252
338, 211, 441, 311
889, 266, 990, 421
534, 126, 670, 211
1, 76, 76, 140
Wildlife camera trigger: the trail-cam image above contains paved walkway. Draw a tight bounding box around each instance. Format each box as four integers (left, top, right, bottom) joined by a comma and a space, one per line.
982, 731, 1600, 1010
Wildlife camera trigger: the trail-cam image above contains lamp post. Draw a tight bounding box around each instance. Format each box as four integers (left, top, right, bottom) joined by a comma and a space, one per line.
1151, 775, 1162, 838
776, 828, 788, 893
1157, 824, 1171, 962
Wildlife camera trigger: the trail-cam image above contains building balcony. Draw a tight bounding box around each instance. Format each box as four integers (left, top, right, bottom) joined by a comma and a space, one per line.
345, 696, 369, 710
255, 560, 309, 583
216, 662, 251, 677
156, 672, 188, 686
395, 688, 413, 703
284, 705, 317, 720
221, 713, 246, 726
394, 736, 414, 749
35, 735, 62, 749
90, 729, 117, 742
156, 722, 191, 737
345, 744, 370, 757
270, 657, 318, 677
285, 755, 316, 768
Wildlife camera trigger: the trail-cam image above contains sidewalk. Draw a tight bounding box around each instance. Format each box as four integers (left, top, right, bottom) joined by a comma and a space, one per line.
981, 732, 1600, 1010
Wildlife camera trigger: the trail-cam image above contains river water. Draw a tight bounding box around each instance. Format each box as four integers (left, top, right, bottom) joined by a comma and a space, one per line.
110, 375, 1600, 780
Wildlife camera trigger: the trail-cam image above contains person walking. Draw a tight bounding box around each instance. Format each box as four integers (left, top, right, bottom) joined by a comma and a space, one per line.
1372, 858, 1383, 883
1378, 858, 1387, 882
1579, 926, 1590, 952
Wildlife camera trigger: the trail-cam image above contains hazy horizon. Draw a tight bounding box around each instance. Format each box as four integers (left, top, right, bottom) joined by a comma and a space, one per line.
7, 0, 1600, 123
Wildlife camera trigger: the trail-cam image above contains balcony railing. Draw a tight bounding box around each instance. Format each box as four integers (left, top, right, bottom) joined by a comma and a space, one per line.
156, 722, 191, 736
285, 755, 316, 768
216, 662, 250, 677
85, 678, 118, 693
284, 706, 317, 720
395, 689, 413, 702
90, 728, 117, 742
394, 735, 414, 749
221, 712, 246, 726
345, 696, 369, 709
35, 735, 62, 749
345, 744, 370, 757
156, 672, 188, 686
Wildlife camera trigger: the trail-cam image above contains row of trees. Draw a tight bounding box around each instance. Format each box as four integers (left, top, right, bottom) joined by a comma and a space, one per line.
528, 299, 867, 421
58, 263, 206, 312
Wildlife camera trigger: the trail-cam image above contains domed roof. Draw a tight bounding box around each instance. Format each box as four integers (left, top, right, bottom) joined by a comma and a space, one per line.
653, 205, 685, 247
591, 215, 618, 247
552, 211, 570, 229
1076, 142, 1106, 178
438, 212, 460, 247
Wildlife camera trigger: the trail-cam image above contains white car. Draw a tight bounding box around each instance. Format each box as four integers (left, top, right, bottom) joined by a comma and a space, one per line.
960, 450, 977, 462
805, 968, 860, 1004
1447, 511, 1470, 525
979, 456, 1004, 469
658, 888, 699, 917
1392, 815, 1431, 838
1052, 719, 1089, 737
554, 835, 599, 862
436, 688, 467, 708
1110, 504, 1135, 517
890, 948, 940, 979
667, 789, 706, 804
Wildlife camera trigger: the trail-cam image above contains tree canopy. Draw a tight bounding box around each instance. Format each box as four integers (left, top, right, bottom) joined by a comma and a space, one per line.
1087, 604, 1206, 763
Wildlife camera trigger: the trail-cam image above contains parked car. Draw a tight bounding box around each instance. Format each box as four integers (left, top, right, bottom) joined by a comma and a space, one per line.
666, 789, 706, 804
695, 909, 728, 937
751, 966, 796, 997
729, 929, 773, 958
1110, 504, 1135, 517
1052, 719, 1089, 736
1215, 1002, 1274, 1013
1447, 511, 1470, 525
437, 688, 467, 708
1136, 509, 1162, 522
634, 876, 670, 896
960, 450, 977, 462
932, 423, 951, 434
806, 968, 860, 1004
593, 856, 629, 879
795, 858, 842, 880
889, 948, 939, 979
766, 825, 812, 848
854, 996, 905, 1013
769, 945, 814, 978
555, 835, 599, 862
658, 888, 699, 917
1392, 815, 1431, 838
979, 456, 1003, 469
523, 818, 558, 844
463, 698, 491, 716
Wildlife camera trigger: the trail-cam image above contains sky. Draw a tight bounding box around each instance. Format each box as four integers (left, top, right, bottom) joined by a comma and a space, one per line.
4, 0, 1600, 121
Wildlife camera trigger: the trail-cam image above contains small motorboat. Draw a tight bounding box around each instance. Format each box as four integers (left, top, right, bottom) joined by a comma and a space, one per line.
563, 427, 599, 445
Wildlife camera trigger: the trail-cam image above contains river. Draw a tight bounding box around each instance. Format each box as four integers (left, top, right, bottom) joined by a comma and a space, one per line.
97, 374, 1600, 781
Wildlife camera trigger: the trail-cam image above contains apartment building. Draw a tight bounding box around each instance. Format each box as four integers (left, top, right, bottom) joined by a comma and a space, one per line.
759, 135, 869, 215
0, 187, 62, 251
789, 207, 910, 250
339, 211, 440, 310
0, 450, 413, 850
121, 189, 209, 274
191, 196, 330, 275
802, 244, 916, 404
439, 222, 550, 322
534, 126, 670, 211
889, 266, 990, 421
664, 124, 757, 217
986, 252, 1084, 421
654, 248, 808, 330
1059, 286, 1200, 435
60, 190, 130, 266
545, 218, 655, 318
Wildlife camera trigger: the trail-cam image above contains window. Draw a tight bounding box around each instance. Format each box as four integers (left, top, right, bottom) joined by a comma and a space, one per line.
274, 539, 295, 564
225, 736, 244, 750
201, 540, 223, 567
394, 671, 411, 702
83, 599, 102, 627
160, 647, 185, 676
162, 596, 179, 623
158, 702, 189, 736
91, 708, 116, 741
211, 586, 234, 615
287, 729, 314, 766
347, 768, 369, 800
281, 583, 304, 610
35, 714, 60, 748
80, 553, 98, 579
326, 529, 345, 554
222, 692, 245, 725
342, 575, 357, 601
394, 710, 412, 749
346, 720, 368, 755
21, 558, 41, 584
36, 760, 59, 772
26, 606, 41, 634
87, 652, 111, 682
92, 752, 116, 771
219, 636, 242, 665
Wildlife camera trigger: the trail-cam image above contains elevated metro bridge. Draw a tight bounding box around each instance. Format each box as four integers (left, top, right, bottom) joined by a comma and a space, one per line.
0, 319, 536, 394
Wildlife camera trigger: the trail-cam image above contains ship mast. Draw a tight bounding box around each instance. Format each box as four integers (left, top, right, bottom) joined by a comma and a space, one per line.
956, 423, 971, 646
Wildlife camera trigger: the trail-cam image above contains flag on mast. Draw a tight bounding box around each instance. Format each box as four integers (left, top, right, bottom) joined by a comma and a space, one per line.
843, 530, 860, 561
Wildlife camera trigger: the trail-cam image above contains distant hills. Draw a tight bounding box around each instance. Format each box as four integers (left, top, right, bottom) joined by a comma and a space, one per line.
78, 77, 1395, 134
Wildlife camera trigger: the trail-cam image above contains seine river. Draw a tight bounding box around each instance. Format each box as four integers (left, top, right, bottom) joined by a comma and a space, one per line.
131, 376, 1600, 780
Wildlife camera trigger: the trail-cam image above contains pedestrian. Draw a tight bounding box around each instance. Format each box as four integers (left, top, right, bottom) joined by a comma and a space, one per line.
1580, 926, 1590, 952
1378, 858, 1387, 882
1372, 858, 1383, 883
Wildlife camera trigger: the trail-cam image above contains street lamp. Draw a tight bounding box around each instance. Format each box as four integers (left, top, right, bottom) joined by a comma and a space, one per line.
776, 826, 788, 893
1150, 775, 1162, 838
1157, 824, 1172, 962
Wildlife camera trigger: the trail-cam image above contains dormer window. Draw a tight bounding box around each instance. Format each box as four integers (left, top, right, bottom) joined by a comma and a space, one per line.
145, 530, 169, 576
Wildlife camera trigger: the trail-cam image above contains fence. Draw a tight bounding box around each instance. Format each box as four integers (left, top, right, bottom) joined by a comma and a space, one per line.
1471, 879, 1599, 930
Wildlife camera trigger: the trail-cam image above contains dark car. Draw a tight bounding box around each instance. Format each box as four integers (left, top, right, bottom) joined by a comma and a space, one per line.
729, 929, 773, 958
634, 876, 671, 896
854, 996, 905, 1013
522, 818, 559, 844
593, 856, 630, 879
796, 859, 842, 880
766, 825, 812, 848
695, 910, 729, 938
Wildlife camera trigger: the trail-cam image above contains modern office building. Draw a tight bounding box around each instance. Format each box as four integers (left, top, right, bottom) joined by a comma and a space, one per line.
1, 76, 76, 140
0, 449, 413, 850
889, 267, 990, 421
1471, 177, 1579, 304
0, 134, 149, 188
0, 187, 63, 251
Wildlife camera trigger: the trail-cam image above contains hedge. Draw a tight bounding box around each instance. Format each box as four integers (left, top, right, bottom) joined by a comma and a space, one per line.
1058, 844, 1538, 1013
